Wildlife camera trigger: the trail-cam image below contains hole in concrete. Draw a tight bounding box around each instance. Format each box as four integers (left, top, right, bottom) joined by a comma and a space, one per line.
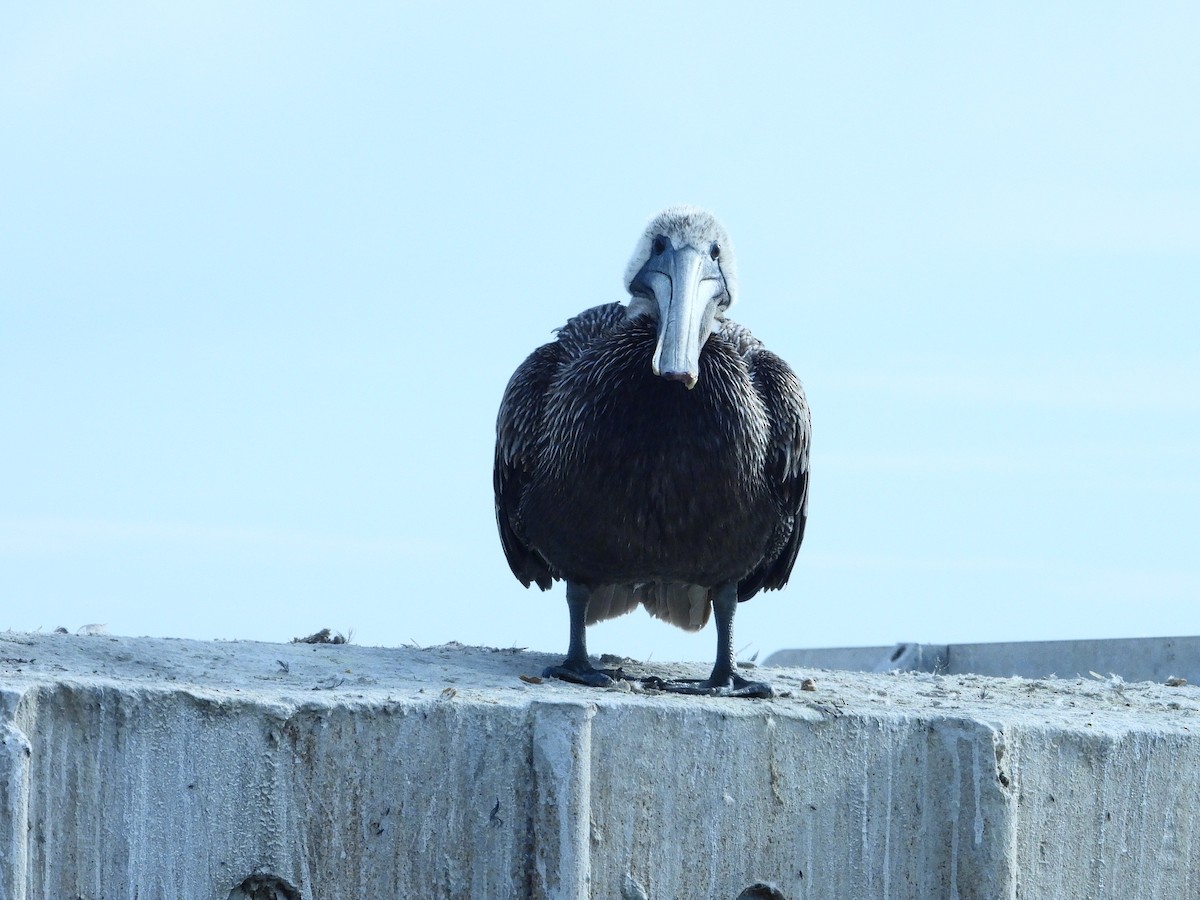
227, 873, 302, 900
736, 883, 787, 900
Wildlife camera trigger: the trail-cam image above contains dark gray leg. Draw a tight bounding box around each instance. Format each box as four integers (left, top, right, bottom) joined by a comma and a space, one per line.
543, 581, 621, 688
657, 583, 773, 698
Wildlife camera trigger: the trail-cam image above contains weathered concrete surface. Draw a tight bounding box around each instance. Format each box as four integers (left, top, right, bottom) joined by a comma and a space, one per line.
1, 631, 1197, 900
766, 635, 1200, 684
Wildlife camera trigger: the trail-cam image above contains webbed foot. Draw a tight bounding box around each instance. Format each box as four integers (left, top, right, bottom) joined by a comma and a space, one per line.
543, 661, 624, 688
645, 672, 774, 699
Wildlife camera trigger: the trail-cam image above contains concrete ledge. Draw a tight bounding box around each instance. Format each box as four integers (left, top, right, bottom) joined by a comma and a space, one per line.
764, 635, 1200, 684
1, 631, 1198, 899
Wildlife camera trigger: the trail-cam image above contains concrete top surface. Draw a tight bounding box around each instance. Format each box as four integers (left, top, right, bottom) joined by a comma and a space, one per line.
765, 635, 1200, 684
2, 629, 1196, 735
4, 629, 1200, 899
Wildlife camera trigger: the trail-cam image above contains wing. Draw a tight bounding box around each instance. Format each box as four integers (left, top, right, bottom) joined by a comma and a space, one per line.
737, 345, 811, 600
494, 303, 628, 590
494, 342, 562, 590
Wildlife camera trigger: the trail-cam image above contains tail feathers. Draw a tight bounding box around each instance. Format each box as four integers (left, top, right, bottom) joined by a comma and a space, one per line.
584, 582, 712, 632
584, 584, 641, 625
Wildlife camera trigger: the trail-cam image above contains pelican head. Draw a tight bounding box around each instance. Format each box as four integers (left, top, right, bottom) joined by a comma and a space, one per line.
624, 206, 737, 389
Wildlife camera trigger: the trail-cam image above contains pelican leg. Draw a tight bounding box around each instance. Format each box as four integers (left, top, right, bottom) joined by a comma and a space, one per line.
543, 581, 622, 688
653, 583, 774, 698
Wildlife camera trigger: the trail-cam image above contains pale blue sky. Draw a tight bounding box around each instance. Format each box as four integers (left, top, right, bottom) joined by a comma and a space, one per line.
3, 4, 1197, 664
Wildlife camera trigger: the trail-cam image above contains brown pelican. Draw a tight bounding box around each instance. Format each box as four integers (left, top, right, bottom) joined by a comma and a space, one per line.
494, 206, 810, 697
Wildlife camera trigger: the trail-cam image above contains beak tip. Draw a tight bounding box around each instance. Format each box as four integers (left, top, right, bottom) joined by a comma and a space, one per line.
660, 370, 699, 390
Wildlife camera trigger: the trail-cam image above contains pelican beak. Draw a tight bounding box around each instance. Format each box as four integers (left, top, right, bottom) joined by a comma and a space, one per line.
629, 243, 727, 389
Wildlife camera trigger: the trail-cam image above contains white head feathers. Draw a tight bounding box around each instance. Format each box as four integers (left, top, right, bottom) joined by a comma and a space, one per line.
624, 205, 738, 310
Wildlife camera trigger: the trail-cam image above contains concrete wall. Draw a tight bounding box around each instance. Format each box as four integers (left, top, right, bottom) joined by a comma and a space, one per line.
765, 635, 1200, 684
1, 631, 1197, 899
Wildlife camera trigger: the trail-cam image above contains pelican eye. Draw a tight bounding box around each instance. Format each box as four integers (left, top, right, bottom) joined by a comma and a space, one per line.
709, 242, 721, 260
652, 236, 667, 256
